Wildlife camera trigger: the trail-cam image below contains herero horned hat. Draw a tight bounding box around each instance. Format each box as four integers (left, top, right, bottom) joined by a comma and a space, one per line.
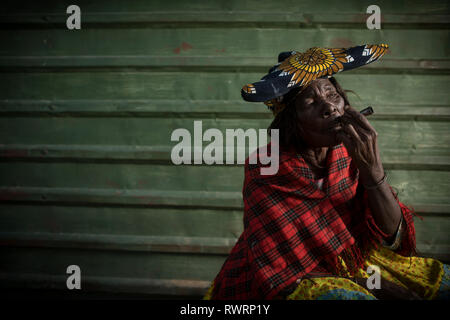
241, 44, 389, 115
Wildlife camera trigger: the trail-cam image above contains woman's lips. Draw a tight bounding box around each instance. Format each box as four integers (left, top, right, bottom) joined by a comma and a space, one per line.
327, 123, 343, 131
325, 117, 343, 132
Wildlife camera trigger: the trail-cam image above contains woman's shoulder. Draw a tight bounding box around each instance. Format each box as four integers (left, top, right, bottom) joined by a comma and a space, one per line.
244, 142, 300, 177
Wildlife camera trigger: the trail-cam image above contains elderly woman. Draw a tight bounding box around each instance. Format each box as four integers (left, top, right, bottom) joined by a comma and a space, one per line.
204, 44, 449, 300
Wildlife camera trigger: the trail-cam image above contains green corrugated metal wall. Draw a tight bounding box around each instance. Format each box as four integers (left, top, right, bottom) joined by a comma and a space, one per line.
0, 0, 449, 297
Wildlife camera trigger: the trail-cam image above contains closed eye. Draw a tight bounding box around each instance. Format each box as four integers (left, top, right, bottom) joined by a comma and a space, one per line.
328, 92, 341, 100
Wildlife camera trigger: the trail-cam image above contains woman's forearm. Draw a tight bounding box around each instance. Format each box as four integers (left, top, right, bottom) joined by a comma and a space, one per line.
337, 105, 403, 238
365, 180, 402, 238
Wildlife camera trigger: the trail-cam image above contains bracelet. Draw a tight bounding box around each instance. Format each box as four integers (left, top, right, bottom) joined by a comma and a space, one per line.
382, 216, 403, 251
362, 173, 387, 189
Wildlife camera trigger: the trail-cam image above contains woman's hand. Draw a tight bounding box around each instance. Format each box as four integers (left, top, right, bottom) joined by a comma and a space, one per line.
337, 105, 402, 237
336, 105, 385, 186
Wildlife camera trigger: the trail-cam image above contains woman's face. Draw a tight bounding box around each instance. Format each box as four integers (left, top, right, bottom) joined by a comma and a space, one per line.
295, 78, 346, 148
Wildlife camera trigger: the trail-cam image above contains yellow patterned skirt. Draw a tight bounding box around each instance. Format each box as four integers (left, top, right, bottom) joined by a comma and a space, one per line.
204, 246, 449, 300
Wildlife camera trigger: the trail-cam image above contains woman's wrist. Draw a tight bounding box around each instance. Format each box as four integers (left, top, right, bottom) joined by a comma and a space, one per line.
362, 173, 387, 189
359, 166, 385, 188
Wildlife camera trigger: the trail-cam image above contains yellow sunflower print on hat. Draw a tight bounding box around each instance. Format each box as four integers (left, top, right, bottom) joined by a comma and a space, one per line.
278, 47, 349, 88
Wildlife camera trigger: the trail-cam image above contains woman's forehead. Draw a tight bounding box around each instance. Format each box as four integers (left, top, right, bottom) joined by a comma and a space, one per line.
301, 78, 334, 96
310, 78, 333, 89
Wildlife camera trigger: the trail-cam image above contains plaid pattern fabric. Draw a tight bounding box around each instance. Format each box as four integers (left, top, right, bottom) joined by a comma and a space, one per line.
211, 143, 416, 300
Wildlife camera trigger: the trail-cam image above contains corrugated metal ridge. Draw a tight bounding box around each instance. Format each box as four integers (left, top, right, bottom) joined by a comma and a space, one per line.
0, 12, 449, 28
0, 57, 449, 71
0, 272, 211, 296
0, 186, 244, 209
1, 100, 449, 119
1, 231, 448, 259
0, 232, 237, 254
1, 144, 449, 171
0, 186, 448, 214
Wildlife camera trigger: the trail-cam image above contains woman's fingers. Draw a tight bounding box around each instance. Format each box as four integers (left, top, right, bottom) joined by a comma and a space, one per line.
338, 116, 379, 168
336, 131, 355, 152
340, 106, 382, 170
342, 114, 375, 143
343, 123, 363, 145
344, 105, 376, 133
342, 123, 371, 161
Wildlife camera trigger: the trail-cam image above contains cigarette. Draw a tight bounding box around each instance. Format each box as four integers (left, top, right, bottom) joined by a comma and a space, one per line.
360, 106, 374, 116
334, 106, 374, 126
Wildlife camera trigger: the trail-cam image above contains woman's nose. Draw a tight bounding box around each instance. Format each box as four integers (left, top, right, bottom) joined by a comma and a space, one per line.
321, 102, 338, 118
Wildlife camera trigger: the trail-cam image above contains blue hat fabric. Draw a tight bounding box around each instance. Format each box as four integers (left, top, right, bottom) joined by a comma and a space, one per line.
241, 44, 389, 115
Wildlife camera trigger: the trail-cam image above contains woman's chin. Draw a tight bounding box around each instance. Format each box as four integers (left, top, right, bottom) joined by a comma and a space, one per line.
307, 138, 341, 148
301, 129, 344, 148
325, 132, 344, 147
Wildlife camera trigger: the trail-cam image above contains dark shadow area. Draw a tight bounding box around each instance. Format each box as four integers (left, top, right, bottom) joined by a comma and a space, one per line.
1, 288, 202, 300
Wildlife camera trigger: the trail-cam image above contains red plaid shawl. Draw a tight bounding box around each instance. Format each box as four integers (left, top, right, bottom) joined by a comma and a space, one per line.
211, 143, 416, 300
